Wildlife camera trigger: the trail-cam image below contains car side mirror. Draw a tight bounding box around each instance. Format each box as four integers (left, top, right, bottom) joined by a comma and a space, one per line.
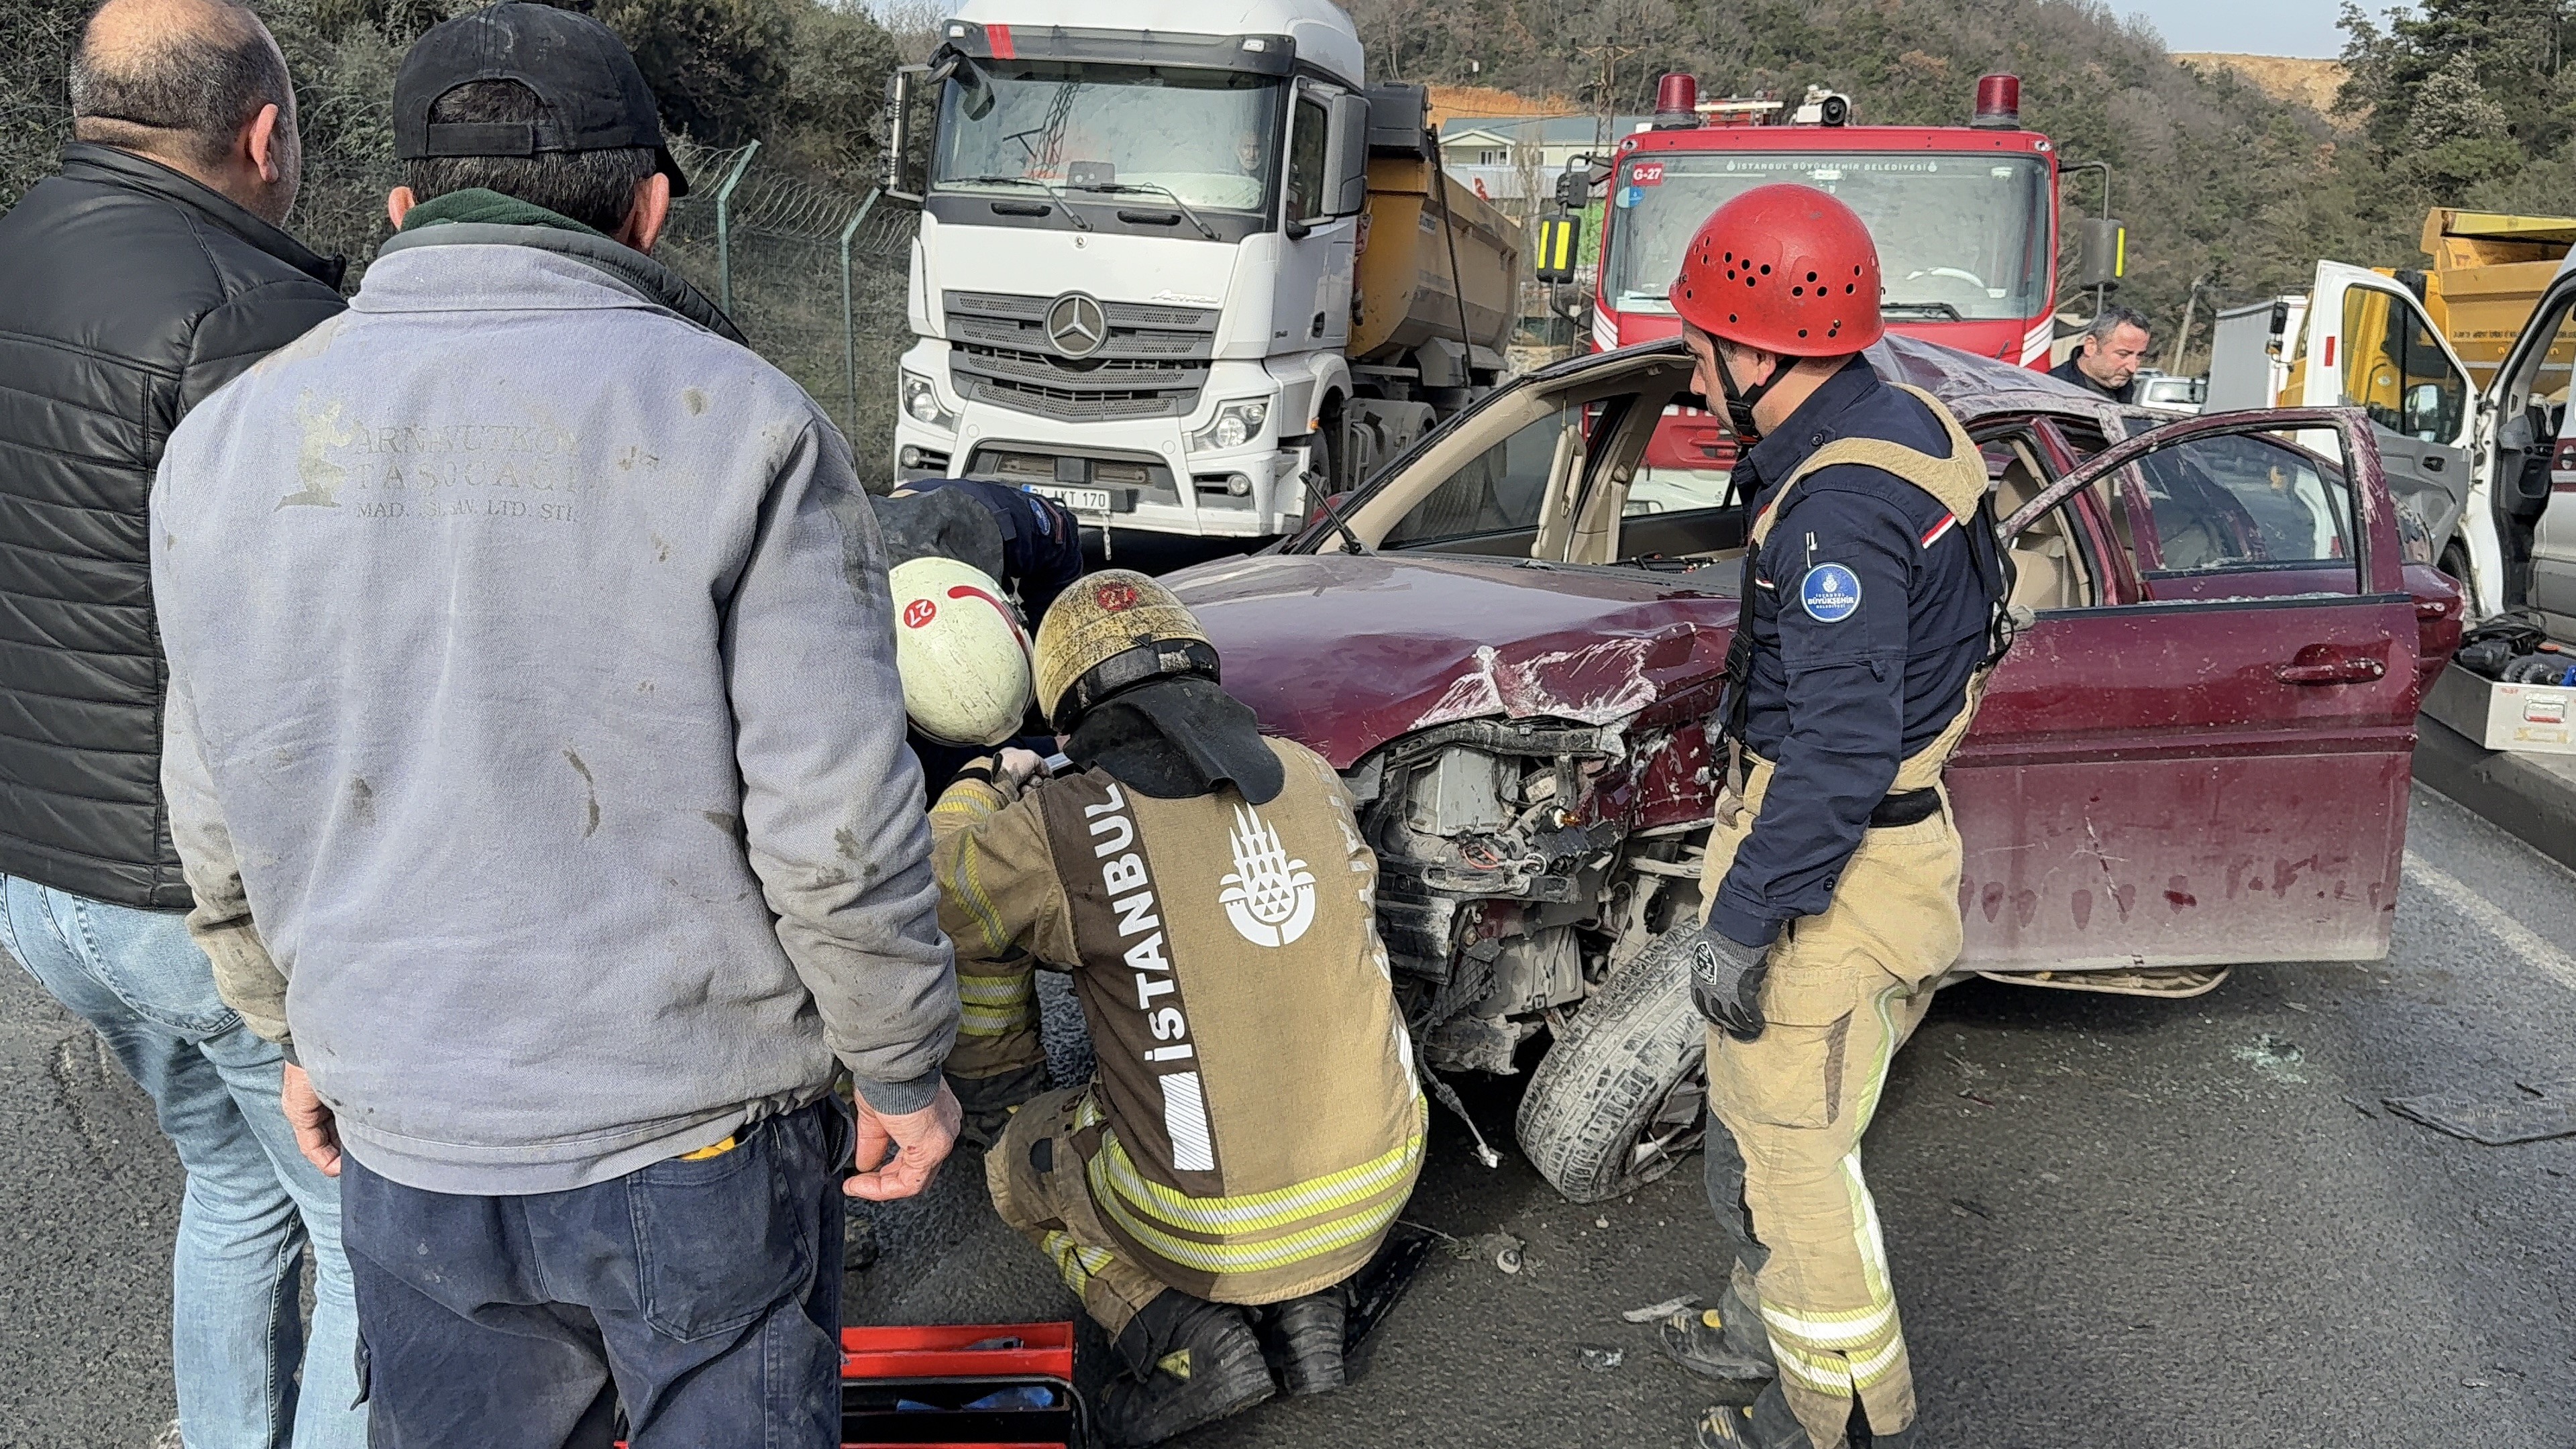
1326, 93, 1371, 217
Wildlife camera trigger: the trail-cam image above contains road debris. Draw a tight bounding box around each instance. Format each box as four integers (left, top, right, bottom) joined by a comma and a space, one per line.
1579, 1346, 1624, 1373
1621, 1295, 1700, 1324
1948, 1197, 1993, 1220
2383, 1079, 2576, 1145
2233, 1034, 2308, 1085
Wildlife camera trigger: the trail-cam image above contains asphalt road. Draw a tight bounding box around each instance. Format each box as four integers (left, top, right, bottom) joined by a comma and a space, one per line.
7, 784, 2573, 1448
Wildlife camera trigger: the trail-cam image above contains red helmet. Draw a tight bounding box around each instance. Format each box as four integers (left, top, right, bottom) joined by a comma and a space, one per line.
1668, 184, 1884, 356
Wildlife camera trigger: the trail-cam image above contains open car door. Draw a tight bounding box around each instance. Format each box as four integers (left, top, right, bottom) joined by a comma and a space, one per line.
1947, 408, 2430, 973
2475, 258, 2576, 630
2298, 260, 2477, 574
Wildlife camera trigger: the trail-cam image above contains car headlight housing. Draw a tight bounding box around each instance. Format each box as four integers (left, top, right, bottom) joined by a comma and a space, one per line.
902, 371, 958, 432
1189, 398, 1269, 453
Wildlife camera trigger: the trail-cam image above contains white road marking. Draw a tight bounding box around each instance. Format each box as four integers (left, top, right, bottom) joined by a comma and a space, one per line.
2402, 849, 2576, 993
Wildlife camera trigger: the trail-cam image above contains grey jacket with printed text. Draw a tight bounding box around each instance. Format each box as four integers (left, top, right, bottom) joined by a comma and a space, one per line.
152, 227, 955, 1194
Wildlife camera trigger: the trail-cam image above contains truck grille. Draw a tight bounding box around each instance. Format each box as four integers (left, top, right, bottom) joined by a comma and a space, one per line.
944, 291, 1216, 423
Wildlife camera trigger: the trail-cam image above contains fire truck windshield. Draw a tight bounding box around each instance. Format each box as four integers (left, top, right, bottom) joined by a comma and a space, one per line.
1604, 152, 2053, 323
933, 60, 1283, 215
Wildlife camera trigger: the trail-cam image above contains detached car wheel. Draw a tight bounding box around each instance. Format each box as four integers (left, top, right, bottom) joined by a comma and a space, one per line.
1515, 930, 1709, 1203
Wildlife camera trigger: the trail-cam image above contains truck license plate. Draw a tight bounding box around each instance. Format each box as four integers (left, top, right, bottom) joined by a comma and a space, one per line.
1029, 484, 1126, 513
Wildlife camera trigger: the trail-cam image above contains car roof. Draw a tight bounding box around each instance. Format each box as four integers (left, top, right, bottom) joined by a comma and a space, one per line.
1535, 331, 2151, 438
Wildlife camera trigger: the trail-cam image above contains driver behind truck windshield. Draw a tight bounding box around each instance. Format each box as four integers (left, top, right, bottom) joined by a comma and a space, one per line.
934, 58, 1281, 215
1603, 152, 2053, 323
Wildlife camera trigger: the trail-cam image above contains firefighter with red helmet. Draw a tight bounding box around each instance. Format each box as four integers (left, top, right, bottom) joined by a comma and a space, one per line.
1650, 185, 2010, 1449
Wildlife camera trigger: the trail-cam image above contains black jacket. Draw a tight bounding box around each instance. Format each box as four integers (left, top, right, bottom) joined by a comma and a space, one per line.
0, 145, 345, 909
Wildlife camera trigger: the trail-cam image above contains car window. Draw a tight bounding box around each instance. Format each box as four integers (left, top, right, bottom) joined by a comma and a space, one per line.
1380, 407, 1572, 550
1982, 427, 2096, 610
1623, 405, 1732, 518
2116, 428, 2360, 594
2340, 286, 2466, 443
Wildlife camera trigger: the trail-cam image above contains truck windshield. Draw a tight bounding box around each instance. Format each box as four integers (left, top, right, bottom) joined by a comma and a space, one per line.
1603, 152, 2052, 322
934, 59, 1282, 215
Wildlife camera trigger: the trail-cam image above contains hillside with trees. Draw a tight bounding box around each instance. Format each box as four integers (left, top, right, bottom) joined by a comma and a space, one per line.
3, 0, 2568, 368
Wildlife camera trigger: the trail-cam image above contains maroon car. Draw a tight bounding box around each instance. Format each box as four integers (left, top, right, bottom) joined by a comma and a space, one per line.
1163, 335, 2464, 1202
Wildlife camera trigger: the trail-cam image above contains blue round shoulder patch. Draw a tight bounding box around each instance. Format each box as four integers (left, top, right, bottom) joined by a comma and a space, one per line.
1801, 564, 1862, 623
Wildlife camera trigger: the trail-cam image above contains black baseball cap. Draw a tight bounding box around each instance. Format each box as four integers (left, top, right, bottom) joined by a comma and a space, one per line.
393, 2, 690, 197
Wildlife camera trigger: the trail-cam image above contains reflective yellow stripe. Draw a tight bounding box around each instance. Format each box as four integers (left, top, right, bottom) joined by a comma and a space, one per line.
1769, 1339, 1856, 1396
959, 1006, 1034, 1036
957, 977, 1032, 1004
1094, 1177, 1411, 1275
946, 835, 1012, 957
1848, 1333, 1909, 1389
1041, 1230, 1115, 1295
1090, 1097, 1426, 1236
1761, 1297, 1896, 1347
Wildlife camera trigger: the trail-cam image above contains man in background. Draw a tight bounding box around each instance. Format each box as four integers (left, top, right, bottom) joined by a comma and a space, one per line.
152, 5, 959, 1442
0, 1, 361, 1444
2050, 305, 2153, 403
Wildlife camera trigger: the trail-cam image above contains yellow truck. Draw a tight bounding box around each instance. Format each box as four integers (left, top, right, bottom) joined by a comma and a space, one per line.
2206, 209, 2576, 620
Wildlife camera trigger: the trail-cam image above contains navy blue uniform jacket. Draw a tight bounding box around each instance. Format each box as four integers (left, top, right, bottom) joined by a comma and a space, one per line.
1707, 359, 1993, 949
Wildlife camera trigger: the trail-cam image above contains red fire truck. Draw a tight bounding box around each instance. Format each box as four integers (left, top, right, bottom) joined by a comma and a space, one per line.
1573, 72, 2101, 504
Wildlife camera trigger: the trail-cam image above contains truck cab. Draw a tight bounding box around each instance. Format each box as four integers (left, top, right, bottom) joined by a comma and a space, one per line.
1574, 73, 2070, 511
888, 0, 1374, 538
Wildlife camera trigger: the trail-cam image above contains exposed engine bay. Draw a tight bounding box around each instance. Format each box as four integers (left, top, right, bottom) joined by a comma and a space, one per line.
1342, 718, 1711, 1075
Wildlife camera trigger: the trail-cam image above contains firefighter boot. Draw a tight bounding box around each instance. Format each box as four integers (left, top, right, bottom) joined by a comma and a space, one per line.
950, 1062, 1049, 1151
1267, 1288, 1348, 1395
1695, 1385, 1831, 1449
1658, 1283, 1778, 1404
1096, 1293, 1277, 1448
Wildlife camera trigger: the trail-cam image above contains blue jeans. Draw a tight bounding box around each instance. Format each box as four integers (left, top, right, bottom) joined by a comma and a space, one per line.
340, 1097, 850, 1448
0, 875, 366, 1449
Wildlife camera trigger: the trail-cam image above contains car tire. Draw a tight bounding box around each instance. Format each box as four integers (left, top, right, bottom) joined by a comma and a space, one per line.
2439, 540, 2471, 590
1514, 931, 1708, 1204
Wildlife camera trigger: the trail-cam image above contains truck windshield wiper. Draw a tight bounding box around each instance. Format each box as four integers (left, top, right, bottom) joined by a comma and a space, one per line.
1880, 301, 1964, 320
944, 175, 1091, 231
1070, 180, 1220, 240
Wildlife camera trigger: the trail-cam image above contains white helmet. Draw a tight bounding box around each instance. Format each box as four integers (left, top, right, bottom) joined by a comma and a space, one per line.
890, 556, 1034, 747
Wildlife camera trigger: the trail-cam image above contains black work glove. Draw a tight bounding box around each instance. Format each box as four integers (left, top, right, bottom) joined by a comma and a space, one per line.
1683, 925, 1771, 1042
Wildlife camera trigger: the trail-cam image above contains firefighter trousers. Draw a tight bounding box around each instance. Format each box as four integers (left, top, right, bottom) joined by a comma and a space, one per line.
1697, 759, 1964, 1448
986, 1088, 1173, 1336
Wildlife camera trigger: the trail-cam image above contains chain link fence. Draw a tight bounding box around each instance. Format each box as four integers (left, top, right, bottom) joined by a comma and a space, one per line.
658, 142, 919, 488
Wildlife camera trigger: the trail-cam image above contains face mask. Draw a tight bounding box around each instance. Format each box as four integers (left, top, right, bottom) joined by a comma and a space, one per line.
1711, 346, 1779, 443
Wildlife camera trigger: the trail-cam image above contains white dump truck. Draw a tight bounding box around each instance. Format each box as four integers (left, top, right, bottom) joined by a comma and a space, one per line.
883, 0, 1519, 539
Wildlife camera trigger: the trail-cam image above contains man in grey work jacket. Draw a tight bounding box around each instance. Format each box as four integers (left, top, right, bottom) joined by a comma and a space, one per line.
151, 6, 959, 1443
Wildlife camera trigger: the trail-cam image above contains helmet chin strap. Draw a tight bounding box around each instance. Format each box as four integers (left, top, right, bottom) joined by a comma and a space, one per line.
1714, 346, 1780, 443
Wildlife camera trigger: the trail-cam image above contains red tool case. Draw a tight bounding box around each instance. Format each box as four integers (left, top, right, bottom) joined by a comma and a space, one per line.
839, 1321, 1084, 1448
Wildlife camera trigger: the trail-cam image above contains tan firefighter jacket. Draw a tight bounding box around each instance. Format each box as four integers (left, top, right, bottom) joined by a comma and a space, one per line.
930, 737, 1426, 1301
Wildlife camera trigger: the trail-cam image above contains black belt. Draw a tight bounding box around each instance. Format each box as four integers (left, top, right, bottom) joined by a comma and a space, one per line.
1868, 788, 1942, 829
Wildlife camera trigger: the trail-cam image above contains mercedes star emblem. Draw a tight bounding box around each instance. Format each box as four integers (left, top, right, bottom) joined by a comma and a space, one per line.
1045, 292, 1108, 358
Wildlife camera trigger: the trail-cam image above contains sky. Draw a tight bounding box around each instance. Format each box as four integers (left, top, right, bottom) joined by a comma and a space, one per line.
2119, 0, 2351, 58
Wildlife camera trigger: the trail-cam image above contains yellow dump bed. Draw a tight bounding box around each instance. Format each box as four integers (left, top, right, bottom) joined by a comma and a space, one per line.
2414, 209, 2576, 388
1350, 154, 1520, 364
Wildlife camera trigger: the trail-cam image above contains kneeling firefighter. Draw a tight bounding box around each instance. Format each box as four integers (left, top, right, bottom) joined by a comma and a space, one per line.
1653, 187, 2010, 1449
924, 570, 1426, 1446
888, 556, 1057, 1141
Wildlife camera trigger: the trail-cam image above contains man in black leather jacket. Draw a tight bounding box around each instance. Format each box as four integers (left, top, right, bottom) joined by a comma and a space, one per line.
0, 1, 358, 1443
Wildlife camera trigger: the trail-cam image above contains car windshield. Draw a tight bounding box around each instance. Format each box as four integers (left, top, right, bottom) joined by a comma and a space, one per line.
933, 58, 1282, 214
1603, 152, 2052, 321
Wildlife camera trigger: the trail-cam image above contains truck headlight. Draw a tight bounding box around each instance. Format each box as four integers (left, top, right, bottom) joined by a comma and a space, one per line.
1190, 398, 1269, 453
902, 372, 957, 432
